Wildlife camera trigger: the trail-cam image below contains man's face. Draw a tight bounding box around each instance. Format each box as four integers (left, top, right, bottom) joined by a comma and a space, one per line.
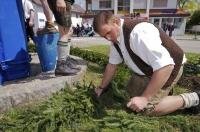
99, 21, 120, 43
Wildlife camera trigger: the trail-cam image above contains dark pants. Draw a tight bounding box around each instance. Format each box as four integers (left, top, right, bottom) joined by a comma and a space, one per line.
47, 0, 72, 27
127, 66, 183, 115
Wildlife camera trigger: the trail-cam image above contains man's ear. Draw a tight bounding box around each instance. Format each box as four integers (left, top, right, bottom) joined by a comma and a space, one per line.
112, 17, 120, 26
110, 17, 120, 25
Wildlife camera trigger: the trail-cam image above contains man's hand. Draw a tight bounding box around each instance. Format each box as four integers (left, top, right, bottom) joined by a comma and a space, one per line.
127, 96, 148, 113
94, 87, 104, 97
56, 0, 66, 14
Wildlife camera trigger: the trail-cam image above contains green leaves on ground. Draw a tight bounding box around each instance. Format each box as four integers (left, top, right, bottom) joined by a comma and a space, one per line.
1, 47, 200, 131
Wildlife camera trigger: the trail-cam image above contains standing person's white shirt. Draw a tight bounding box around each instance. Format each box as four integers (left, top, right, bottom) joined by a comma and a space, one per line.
22, 0, 35, 42
22, 0, 35, 20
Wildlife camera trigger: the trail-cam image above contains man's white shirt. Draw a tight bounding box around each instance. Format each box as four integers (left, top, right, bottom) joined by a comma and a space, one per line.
109, 19, 186, 75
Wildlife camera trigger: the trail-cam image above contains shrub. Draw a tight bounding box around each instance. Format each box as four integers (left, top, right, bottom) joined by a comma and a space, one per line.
186, 10, 200, 29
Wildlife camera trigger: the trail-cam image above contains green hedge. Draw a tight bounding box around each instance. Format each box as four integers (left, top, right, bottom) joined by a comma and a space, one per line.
71, 47, 200, 77
29, 44, 200, 77
71, 47, 109, 66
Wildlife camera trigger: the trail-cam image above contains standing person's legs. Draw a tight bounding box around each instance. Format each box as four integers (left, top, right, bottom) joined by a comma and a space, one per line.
46, 0, 80, 75
127, 66, 200, 116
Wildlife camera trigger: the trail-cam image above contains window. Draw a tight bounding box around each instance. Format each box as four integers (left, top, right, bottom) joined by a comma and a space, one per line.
118, 0, 130, 13
99, 0, 111, 9
153, 0, 168, 7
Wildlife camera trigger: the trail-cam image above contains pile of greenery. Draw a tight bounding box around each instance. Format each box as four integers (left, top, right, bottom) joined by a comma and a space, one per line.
1, 47, 200, 131
1, 81, 199, 131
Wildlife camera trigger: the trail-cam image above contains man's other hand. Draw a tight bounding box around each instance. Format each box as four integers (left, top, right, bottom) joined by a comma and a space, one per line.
94, 87, 104, 97
29, 20, 34, 27
127, 96, 148, 113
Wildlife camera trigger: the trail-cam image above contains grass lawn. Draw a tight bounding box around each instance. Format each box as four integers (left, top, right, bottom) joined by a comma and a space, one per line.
0, 45, 200, 131
83, 45, 110, 55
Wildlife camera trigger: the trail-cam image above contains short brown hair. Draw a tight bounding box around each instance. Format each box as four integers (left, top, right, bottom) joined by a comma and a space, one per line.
93, 11, 114, 33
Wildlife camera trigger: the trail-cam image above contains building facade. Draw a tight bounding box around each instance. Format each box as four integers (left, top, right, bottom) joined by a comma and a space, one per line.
83, 0, 190, 35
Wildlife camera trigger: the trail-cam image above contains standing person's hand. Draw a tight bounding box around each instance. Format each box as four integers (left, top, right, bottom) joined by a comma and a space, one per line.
29, 20, 34, 27
56, 0, 66, 14
127, 96, 148, 113
66, 2, 71, 11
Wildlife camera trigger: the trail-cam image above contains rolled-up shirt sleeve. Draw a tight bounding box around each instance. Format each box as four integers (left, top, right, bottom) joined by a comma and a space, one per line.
109, 44, 123, 65
27, 1, 35, 12
130, 22, 175, 72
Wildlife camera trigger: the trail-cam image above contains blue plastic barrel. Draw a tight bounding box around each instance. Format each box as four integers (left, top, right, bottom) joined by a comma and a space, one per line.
34, 33, 59, 72
0, 36, 3, 84
0, 0, 30, 84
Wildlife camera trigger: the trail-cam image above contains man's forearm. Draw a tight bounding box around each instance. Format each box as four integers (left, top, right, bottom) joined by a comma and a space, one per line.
100, 63, 117, 88
142, 65, 174, 100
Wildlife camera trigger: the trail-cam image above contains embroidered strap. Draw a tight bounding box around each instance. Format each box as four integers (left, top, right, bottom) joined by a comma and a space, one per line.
113, 42, 124, 61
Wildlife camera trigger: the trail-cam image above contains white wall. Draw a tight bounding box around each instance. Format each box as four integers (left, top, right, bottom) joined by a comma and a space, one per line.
91, 0, 177, 10
133, 0, 147, 9
71, 17, 82, 27
92, 0, 99, 10
167, 0, 177, 9
150, 17, 186, 35
173, 18, 187, 35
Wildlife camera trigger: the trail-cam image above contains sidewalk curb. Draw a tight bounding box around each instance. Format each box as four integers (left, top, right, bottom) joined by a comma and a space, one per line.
0, 55, 87, 113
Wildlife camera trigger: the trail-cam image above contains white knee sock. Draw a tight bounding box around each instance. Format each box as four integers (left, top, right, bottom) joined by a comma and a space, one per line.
57, 41, 70, 61
180, 92, 199, 108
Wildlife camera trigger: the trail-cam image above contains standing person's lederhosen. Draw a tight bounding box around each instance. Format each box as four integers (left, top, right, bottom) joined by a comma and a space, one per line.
47, 0, 74, 28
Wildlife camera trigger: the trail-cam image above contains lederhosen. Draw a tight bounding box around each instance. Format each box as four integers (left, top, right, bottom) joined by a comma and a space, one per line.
47, 0, 74, 27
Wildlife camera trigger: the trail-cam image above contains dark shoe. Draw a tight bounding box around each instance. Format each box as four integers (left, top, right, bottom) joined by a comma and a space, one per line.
55, 60, 80, 75
65, 56, 80, 70
184, 91, 200, 114
66, 56, 79, 65
37, 21, 58, 35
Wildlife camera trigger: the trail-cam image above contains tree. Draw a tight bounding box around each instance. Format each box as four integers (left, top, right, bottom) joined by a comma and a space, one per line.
177, 0, 190, 8
184, 0, 199, 12
187, 10, 200, 28
177, 0, 199, 11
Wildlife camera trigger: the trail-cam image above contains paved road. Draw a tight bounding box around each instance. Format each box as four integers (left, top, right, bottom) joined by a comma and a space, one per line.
71, 36, 200, 53
174, 39, 200, 53
71, 37, 109, 48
